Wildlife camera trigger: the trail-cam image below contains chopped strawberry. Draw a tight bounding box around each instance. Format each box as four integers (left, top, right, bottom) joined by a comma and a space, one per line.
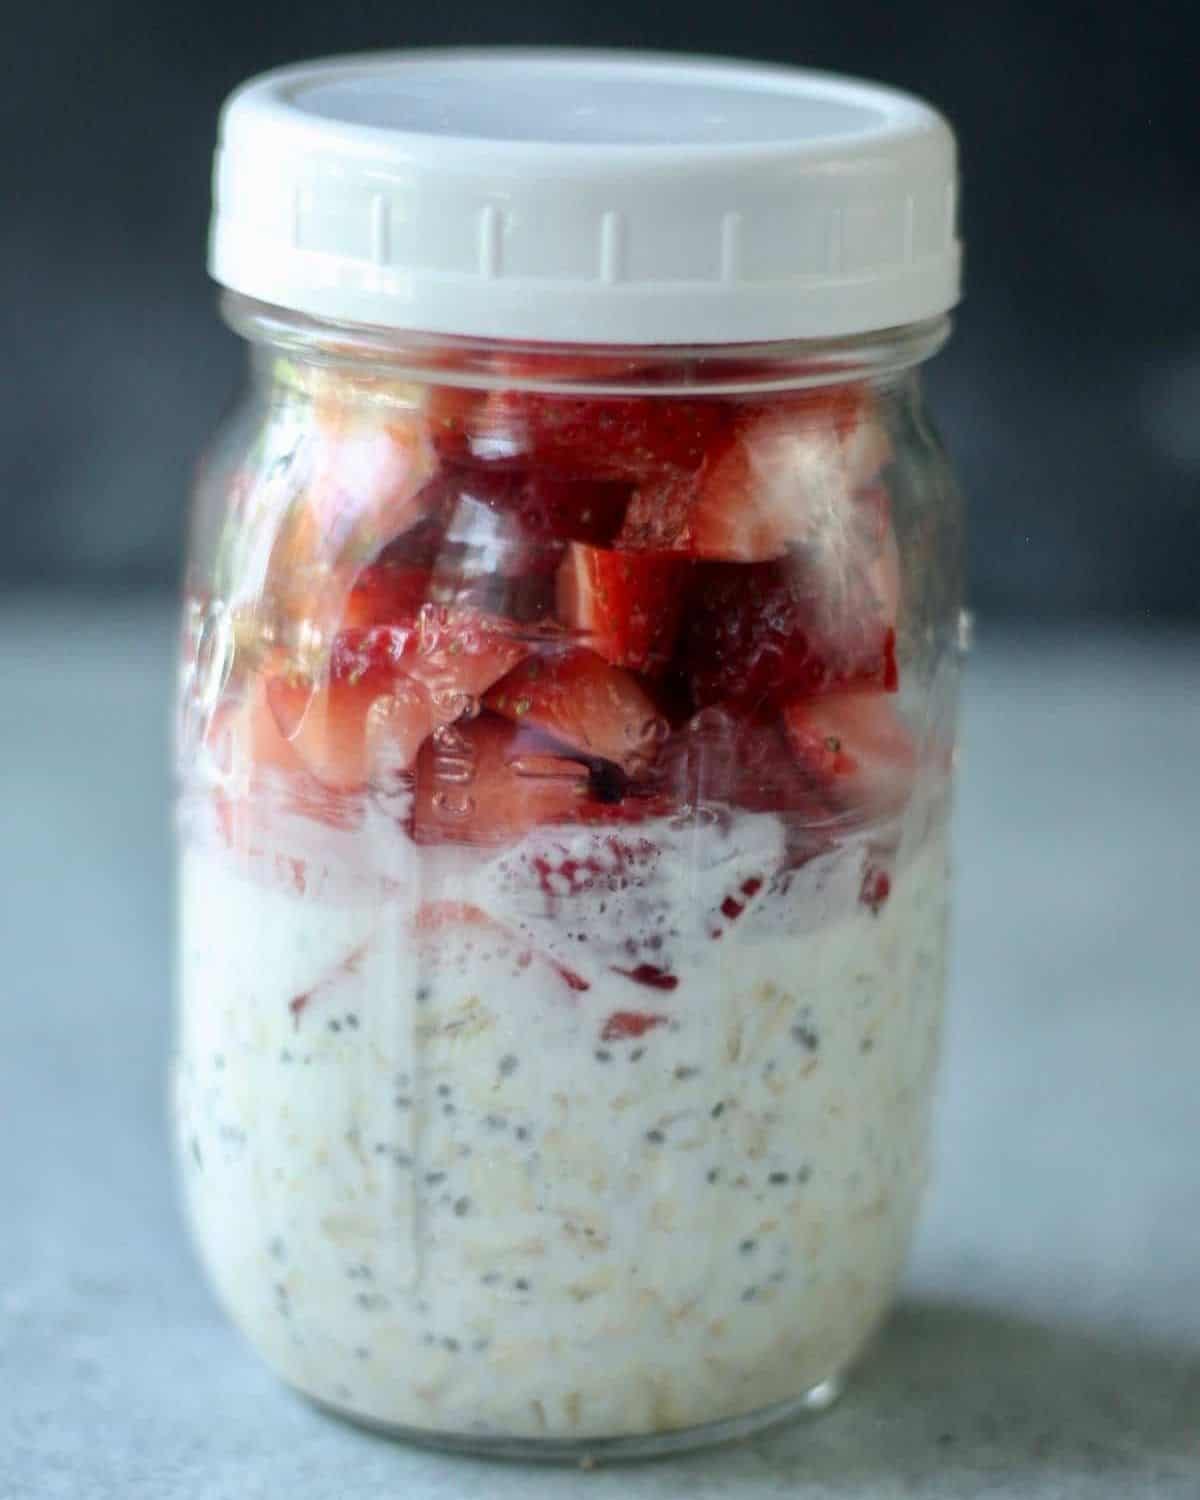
782, 694, 917, 821
204, 683, 363, 842
406, 599, 530, 717
340, 558, 435, 630
612, 963, 679, 991
436, 389, 730, 480
556, 544, 689, 674
274, 411, 437, 603
461, 468, 632, 548
332, 562, 529, 717
682, 559, 897, 713
618, 386, 888, 563
412, 713, 591, 846
860, 864, 892, 914
660, 705, 829, 820
600, 1010, 668, 1042
412, 900, 590, 992
265, 669, 437, 793
485, 648, 665, 775
523, 830, 662, 902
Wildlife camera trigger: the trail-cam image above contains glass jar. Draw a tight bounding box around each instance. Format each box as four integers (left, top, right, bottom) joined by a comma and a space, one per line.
175, 52, 965, 1461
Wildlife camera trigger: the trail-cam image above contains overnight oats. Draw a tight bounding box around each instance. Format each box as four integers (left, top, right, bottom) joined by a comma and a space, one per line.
176, 52, 965, 1459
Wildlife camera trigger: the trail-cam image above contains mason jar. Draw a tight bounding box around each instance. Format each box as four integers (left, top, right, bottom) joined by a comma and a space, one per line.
174, 50, 965, 1461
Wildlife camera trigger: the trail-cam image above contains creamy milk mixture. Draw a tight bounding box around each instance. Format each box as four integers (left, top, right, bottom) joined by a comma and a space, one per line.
176, 795, 948, 1439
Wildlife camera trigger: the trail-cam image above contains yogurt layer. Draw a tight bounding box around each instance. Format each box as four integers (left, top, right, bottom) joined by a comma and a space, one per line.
175, 810, 949, 1440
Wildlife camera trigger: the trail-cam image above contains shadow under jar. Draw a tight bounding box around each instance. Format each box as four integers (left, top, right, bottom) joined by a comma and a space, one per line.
174, 50, 966, 1462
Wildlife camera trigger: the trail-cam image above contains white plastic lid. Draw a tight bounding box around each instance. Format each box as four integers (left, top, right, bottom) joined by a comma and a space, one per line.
209, 49, 961, 345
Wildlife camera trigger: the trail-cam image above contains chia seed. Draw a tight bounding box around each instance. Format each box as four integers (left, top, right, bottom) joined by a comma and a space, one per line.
345, 1014, 359, 1029
437, 1084, 452, 1098
706, 1168, 720, 1184
768, 1171, 789, 1185
791, 1023, 820, 1052
484, 1114, 507, 1131
739, 1238, 757, 1254
416, 985, 431, 1003
514, 1278, 531, 1292
594, 1049, 612, 1063
328, 1019, 342, 1033
442, 1103, 456, 1117
796, 1165, 812, 1183
499, 1054, 519, 1077
646, 1128, 666, 1145
481, 1271, 502, 1286
354, 1346, 371, 1360
629, 1047, 645, 1062
674, 1064, 700, 1081
425, 1171, 447, 1186
711, 1101, 725, 1119
453, 1196, 471, 1217
515, 1126, 530, 1142
741, 1286, 759, 1302
442, 1337, 460, 1353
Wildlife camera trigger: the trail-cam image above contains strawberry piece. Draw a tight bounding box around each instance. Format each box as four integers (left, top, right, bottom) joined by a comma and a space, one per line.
682, 560, 897, 713
203, 682, 363, 841
412, 900, 590, 993
441, 465, 632, 548
600, 1010, 668, 1042
437, 389, 730, 480
272, 412, 437, 612
660, 706, 829, 820
338, 561, 431, 640
618, 387, 888, 563
556, 544, 689, 674
266, 669, 438, 793
332, 563, 529, 717
612, 963, 679, 991
412, 713, 591, 846
782, 694, 917, 821
485, 648, 665, 776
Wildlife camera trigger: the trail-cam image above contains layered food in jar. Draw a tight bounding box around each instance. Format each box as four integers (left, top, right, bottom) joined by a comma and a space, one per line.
175, 350, 955, 1448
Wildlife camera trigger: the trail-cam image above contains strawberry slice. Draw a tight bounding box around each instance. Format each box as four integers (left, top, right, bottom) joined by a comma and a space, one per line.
556, 544, 689, 674
782, 694, 917, 821
412, 713, 591, 846
485, 648, 665, 775
682, 559, 897, 713
618, 387, 888, 563
266, 669, 438, 793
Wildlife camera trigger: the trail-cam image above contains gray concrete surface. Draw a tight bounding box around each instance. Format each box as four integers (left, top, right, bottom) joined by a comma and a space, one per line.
1, 599, 1197, 1498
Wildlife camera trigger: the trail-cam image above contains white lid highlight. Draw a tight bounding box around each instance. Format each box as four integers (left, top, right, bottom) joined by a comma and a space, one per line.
209, 49, 961, 345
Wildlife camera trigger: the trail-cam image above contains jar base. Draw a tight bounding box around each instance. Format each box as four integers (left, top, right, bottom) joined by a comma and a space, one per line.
308, 1373, 846, 1466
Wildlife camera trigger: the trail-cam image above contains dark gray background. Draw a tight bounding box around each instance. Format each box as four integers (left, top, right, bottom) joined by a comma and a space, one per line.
5, 0, 1196, 618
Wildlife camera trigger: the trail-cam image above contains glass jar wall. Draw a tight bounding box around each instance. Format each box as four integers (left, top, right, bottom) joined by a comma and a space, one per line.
174, 299, 963, 1458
